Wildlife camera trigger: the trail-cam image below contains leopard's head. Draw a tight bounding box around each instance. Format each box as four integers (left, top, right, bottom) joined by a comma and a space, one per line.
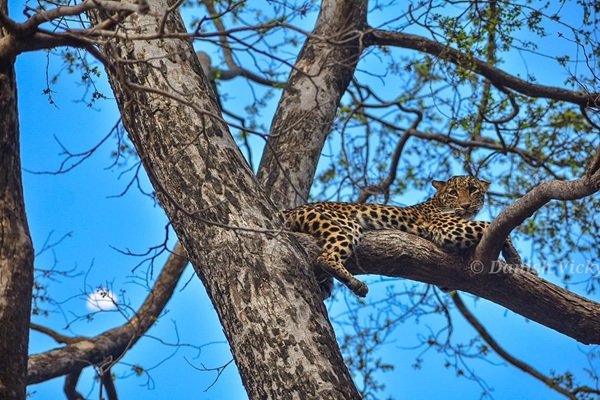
430, 176, 490, 219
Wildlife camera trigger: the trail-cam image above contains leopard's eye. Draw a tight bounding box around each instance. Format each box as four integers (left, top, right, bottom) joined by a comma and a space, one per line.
469, 185, 479, 193
449, 189, 458, 196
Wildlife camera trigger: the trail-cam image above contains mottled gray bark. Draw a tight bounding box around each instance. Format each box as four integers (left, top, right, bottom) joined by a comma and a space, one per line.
296, 231, 600, 345
0, 2, 34, 397
257, 0, 367, 209
88, 2, 361, 398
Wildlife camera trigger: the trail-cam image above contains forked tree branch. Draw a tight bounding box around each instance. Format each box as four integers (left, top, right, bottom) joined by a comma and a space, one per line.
364, 29, 599, 107
474, 147, 600, 264
87, 1, 363, 396
27, 243, 188, 384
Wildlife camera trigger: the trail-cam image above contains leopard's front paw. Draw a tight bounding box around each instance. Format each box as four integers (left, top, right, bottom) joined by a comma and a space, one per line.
348, 279, 369, 297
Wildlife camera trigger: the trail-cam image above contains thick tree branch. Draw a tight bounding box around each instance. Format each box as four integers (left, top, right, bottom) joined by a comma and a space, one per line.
257, 0, 368, 209
27, 243, 188, 384
475, 151, 600, 263
295, 231, 600, 345
364, 29, 599, 108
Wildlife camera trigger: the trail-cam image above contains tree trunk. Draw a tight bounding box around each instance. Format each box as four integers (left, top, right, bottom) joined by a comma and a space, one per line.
89, 2, 361, 398
0, 3, 35, 397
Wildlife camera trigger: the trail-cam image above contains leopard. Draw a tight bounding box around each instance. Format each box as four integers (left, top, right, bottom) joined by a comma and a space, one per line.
282, 175, 522, 297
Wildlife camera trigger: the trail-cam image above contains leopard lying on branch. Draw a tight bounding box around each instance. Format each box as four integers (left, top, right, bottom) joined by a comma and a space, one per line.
283, 176, 522, 297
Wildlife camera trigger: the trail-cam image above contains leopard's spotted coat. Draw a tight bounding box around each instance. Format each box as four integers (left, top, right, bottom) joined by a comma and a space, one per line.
282, 176, 521, 297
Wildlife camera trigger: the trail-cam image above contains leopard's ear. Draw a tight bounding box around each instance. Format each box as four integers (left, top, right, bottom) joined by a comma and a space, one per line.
432, 180, 446, 190
479, 180, 491, 192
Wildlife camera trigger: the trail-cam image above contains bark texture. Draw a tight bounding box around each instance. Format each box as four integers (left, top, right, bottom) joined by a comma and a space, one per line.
0, 2, 34, 397
296, 231, 600, 345
257, 0, 367, 209
89, 2, 361, 398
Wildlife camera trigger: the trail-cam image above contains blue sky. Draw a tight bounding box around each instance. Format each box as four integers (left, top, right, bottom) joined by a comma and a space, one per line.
9, 1, 599, 399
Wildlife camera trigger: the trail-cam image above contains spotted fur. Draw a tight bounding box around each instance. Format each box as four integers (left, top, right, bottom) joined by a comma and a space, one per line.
282, 176, 521, 297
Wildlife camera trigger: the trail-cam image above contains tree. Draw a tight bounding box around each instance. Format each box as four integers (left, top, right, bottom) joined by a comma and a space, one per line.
0, 2, 34, 397
0, 0, 599, 399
